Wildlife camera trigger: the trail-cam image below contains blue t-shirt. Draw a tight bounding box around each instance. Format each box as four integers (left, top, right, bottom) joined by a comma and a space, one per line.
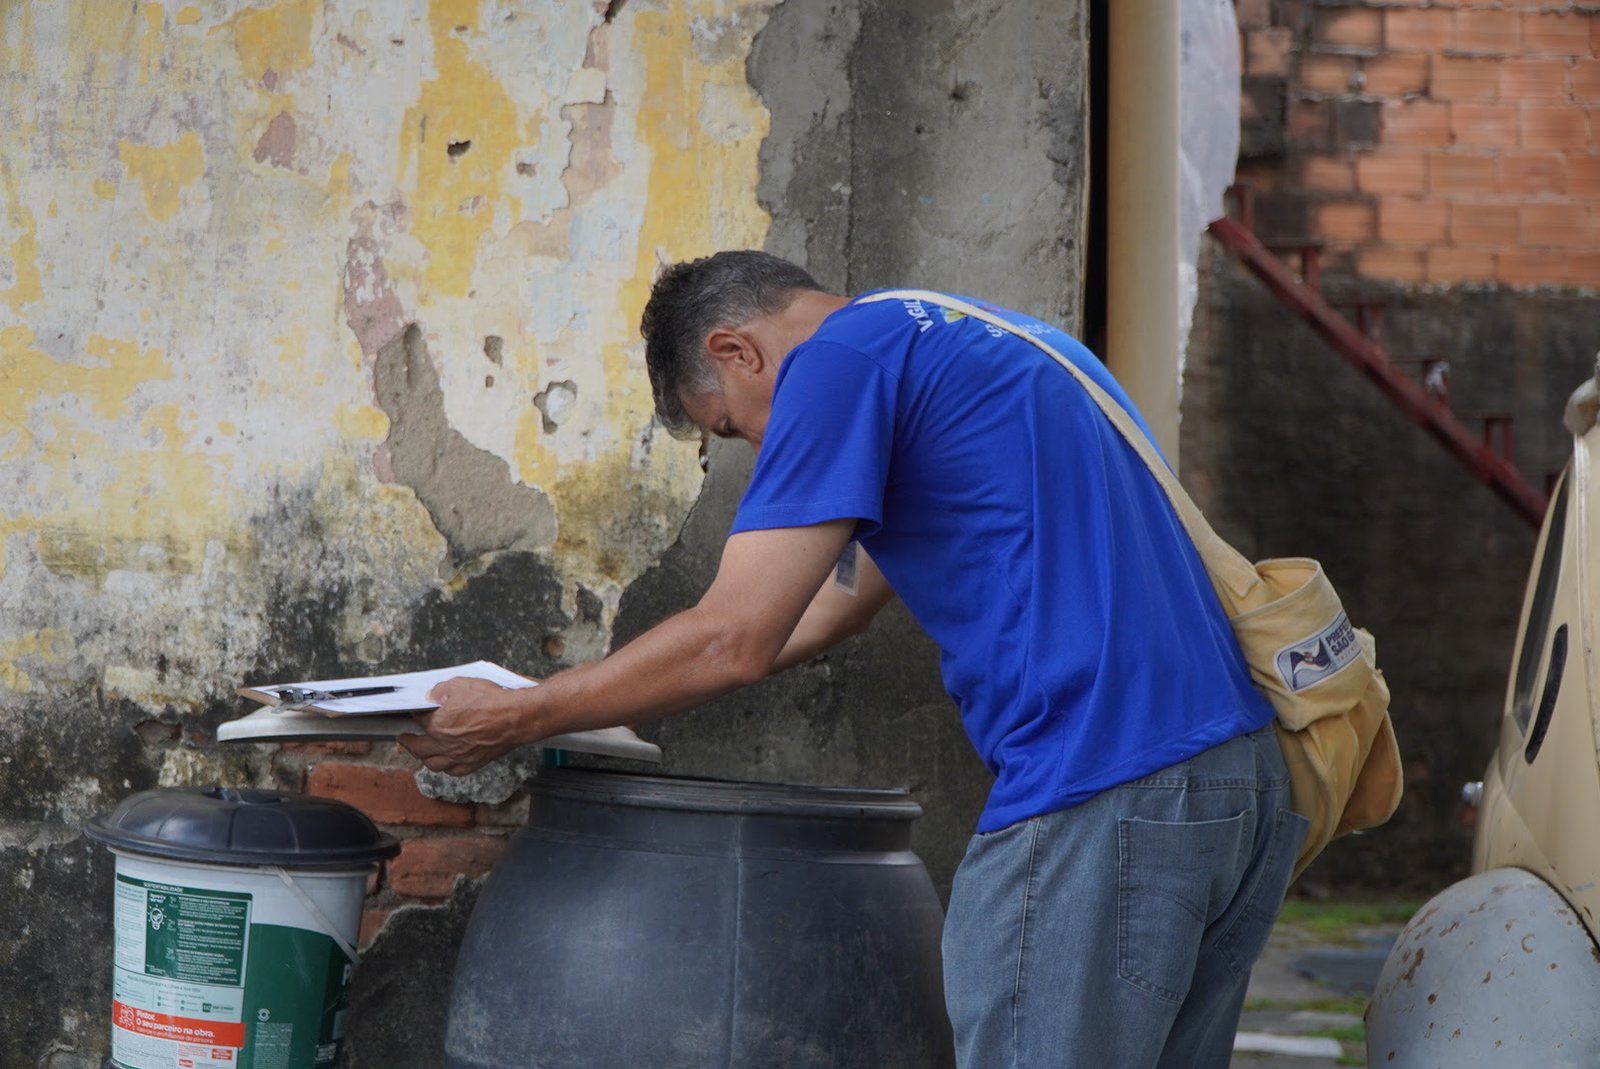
730, 292, 1273, 832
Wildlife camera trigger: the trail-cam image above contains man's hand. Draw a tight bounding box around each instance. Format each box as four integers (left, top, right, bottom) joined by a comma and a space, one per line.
398, 676, 531, 776
393, 519, 888, 778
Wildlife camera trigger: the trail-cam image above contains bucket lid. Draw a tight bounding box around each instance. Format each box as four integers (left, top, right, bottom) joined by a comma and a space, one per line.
84, 786, 400, 867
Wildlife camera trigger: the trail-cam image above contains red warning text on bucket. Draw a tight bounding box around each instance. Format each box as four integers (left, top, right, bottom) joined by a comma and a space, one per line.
114, 1001, 246, 1046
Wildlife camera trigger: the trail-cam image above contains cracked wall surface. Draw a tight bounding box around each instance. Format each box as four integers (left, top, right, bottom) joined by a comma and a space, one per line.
0, 0, 777, 1062
1, 0, 1090, 1062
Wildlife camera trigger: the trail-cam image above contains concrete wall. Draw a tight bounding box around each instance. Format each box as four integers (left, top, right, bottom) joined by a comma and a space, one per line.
0, 1, 1088, 1064
1184, 247, 1597, 893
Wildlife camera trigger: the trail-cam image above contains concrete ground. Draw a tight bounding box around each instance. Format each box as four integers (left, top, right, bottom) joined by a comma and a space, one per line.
1227, 905, 1411, 1069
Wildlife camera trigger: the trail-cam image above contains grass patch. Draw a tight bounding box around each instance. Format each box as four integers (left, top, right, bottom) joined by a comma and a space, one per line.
1311, 1023, 1366, 1045
1276, 899, 1423, 943
1313, 1023, 1368, 1067
1243, 993, 1369, 1016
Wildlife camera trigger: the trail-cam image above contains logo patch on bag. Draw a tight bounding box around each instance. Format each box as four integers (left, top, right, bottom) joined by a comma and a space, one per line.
1275, 612, 1360, 692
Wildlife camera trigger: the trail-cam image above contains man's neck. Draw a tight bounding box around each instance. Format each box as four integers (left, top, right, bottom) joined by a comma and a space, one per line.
763, 290, 852, 360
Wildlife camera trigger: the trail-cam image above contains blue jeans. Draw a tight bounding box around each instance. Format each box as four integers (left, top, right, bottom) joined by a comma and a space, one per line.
942, 725, 1307, 1069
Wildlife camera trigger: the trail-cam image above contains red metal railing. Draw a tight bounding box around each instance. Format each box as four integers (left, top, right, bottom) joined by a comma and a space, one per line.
1206, 211, 1548, 528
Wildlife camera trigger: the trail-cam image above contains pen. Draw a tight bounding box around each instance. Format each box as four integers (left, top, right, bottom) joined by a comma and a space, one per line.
274, 684, 399, 706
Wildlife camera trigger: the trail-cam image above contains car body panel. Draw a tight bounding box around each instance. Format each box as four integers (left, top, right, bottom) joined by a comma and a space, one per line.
1369, 366, 1600, 1066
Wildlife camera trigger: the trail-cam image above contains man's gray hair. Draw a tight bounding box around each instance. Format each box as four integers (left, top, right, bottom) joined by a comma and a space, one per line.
640, 250, 823, 439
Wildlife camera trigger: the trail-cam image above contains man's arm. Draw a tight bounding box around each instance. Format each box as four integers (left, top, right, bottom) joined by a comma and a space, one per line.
400, 519, 868, 775
771, 546, 893, 672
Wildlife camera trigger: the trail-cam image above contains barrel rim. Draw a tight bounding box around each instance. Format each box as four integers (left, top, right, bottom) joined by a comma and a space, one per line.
531, 767, 924, 820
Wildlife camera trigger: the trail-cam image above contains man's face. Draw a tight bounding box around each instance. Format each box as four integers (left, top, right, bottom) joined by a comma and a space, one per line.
678, 365, 774, 453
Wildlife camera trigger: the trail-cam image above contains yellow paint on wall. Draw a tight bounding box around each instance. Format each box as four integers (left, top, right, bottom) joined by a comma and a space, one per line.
512, 2, 772, 501
399, 0, 531, 299
0, 663, 32, 694
141, 3, 166, 85
226, 0, 319, 86
118, 131, 207, 222
175, 6, 202, 26
334, 403, 391, 441
0, 328, 174, 466
0, 200, 42, 311
2, 630, 75, 669
93, 178, 117, 199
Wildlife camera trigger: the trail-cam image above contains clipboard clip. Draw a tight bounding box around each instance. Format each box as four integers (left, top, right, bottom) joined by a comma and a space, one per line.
271, 685, 398, 711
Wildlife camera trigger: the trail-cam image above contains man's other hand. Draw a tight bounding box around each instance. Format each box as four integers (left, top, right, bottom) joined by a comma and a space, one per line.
398, 676, 529, 776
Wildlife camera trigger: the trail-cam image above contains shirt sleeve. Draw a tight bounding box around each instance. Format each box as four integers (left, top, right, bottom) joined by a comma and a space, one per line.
729, 340, 898, 538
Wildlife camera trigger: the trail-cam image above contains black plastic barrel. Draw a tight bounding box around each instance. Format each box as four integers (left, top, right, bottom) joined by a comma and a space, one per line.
444, 769, 954, 1069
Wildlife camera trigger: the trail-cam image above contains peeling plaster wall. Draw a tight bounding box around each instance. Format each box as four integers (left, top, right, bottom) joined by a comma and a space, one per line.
1, 0, 777, 1062
0, 0, 1088, 1063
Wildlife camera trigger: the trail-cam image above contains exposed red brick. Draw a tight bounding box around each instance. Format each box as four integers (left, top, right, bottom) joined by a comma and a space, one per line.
1428, 152, 1497, 194
305, 763, 475, 827
1502, 58, 1574, 102
1496, 249, 1572, 286
1302, 53, 1357, 94
359, 908, 392, 948
1522, 12, 1593, 57
1451, 202, 1520, 245
1570, 154, 1600, 197
1572, 252, 1600, 289
1497, 152, 1568, 194
1386, 9, 1453, 53
1520, 202, 1592, 247
1303, 155, 1358, 192
1357, 246, 1427, 283
280, 741, 374, 756
1356, 150, 1429, 194
1236, 0, 1272, 31
1571, 59, 1600, 103
1431, 56, 1503, 102
1379, 196, 1451, 243
1453, 10, 1523, 55
1426, 247, 1496, 284
1249, 27, 1295, 77
1236, 159, 1283, 195
1451, 103, 1521, 148
1289, 100, 1333, 144
1315, 199, 1378, 240
1363, 54, 1430, 97
1521, 104, 1589, 150
1317, 8, 1383, 50
387, 834, 509, 899
1382, 99, 1453, 146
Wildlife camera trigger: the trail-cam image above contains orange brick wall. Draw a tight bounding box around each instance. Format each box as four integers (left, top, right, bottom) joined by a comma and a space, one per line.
1236, 1, 1600, 288
275, 742, 524, 947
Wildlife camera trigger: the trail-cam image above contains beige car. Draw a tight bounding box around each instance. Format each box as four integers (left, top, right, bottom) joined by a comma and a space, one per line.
1367, 362, 1600, 1067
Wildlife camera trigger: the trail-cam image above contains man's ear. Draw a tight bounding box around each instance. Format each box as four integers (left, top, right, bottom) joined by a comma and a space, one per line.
704, 327, 763, 378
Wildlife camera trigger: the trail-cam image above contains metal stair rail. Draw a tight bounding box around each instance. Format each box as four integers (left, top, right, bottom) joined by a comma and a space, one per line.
1206, 207, 1549, 529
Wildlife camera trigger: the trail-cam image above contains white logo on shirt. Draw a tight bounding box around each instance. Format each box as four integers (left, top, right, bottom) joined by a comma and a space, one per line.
901, 299, 935, 332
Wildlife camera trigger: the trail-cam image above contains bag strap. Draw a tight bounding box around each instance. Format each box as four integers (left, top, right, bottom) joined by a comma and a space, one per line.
856, 289, 1261, 602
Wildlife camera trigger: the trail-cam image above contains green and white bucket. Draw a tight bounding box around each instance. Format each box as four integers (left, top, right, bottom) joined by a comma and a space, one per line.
86, 787, 398, 1069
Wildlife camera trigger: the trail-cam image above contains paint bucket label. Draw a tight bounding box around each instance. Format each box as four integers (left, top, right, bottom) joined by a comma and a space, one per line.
109, 855, 363, 1069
